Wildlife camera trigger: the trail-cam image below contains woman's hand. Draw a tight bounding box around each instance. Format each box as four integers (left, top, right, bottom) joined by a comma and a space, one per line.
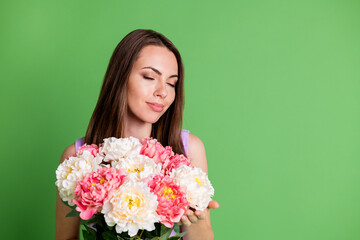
207, 200, 220, 209
178, 200, 219, 226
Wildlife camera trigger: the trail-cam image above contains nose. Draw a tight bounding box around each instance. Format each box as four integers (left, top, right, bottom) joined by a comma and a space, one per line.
154, 81, 167, 98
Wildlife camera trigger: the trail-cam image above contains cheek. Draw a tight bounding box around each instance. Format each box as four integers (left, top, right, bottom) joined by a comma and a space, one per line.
128, 84, 148, 102
168, 91, 176, 105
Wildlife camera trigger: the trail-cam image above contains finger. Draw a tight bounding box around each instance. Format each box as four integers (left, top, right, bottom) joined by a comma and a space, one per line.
195, 210, 206, 220
186, 210, 198, 223
208, 200, 220, 209
181, 215, 191, 227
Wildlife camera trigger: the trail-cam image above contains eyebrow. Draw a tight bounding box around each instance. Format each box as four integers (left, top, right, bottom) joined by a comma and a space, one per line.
142, 66, 178, 79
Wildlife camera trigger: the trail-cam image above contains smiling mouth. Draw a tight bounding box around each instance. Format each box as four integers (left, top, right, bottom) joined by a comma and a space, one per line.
146, 102, 164, 112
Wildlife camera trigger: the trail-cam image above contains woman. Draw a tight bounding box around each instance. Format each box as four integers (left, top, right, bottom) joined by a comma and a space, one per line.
55, 29, 219, 240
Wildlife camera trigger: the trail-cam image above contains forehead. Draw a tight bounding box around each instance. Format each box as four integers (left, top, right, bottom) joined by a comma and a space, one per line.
133, 45, 178, 74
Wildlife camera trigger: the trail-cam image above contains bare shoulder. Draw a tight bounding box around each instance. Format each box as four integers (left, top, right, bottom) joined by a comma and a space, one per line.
188, 133, 208, 174
59, 143, 76, 164
188, 133, 205, 156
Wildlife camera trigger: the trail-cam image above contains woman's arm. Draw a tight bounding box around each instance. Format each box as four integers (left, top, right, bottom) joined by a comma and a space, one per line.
180, 133, 217, 240
55, 143, 81, 240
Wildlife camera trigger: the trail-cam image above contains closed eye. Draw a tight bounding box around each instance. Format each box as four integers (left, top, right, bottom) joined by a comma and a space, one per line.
143, 76, 154, 80
167, 83, 175, 88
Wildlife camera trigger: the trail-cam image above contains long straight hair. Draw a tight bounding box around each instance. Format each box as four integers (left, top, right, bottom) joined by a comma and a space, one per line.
84, 29, 186, 155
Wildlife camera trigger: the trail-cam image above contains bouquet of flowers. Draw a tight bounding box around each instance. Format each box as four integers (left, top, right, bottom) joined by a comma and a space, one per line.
55, 137, 214, 240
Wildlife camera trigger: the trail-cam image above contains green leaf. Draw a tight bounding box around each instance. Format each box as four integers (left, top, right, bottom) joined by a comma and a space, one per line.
118, 231, 132, 240
61, 200, 77, 210
167, 231, 187, 239
80, 218, 90, 225
142, 229, 157, 239
102, 230, 118, 240
159, 225, 172, 240
80, 218, 96, 227
65, 209, 80, 217
80, 213, 106, 229
82, 229, 91, 240
82, 227, 97, 240
155, 222, 162, 235
84, 224, 97, 235
172, 224, 180, 234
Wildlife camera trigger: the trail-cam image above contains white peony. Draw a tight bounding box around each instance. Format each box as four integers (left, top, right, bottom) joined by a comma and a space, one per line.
112, 155, 162, 181
170, 165, 214, 210
101, 180, 160, 237
99, 137, 142, 164
55, 151, 102, 205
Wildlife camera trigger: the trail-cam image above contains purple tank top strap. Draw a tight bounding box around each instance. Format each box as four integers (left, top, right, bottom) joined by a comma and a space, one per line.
181, 129, 189, 156
75, 137, 85, 152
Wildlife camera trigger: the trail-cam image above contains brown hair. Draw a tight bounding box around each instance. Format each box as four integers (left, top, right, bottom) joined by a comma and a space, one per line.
84, 29, 186, 155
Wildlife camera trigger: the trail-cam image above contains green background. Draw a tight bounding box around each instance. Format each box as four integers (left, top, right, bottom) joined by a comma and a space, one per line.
1, 0, 359, 239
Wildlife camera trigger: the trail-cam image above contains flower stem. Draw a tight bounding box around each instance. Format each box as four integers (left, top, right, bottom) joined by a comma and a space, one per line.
139, 229, 144, 239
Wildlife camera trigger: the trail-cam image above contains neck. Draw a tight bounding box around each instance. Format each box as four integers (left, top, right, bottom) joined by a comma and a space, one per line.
123, 114, 152, 140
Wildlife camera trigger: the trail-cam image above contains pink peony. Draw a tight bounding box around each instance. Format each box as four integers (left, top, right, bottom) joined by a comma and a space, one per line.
162, 154, 192, 175
78, 144, 99, 157
157, 146, 175, 165
72, 167, 127, 220
148, 175, 189, 228
140, 138, 174, 164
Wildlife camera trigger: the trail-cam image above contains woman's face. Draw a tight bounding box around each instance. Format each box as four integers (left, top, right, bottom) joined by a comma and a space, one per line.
126, 45, 178, 124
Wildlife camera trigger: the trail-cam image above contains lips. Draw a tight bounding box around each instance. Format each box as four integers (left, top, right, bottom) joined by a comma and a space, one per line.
146, 102, 164, 112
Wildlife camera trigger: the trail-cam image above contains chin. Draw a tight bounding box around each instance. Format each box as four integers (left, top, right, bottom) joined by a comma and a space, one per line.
145, 112, 165, 124
147, 116, 162, 124
133, 109, 168, 124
